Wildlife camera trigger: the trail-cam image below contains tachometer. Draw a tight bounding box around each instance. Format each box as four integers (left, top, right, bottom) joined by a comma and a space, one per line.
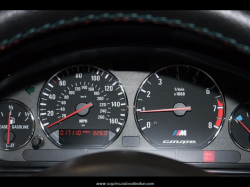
38, 65, 128, 148
134, 65, 225, 149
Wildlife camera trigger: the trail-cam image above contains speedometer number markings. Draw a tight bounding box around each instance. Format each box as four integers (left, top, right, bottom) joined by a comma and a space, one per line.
38, 65, 128, 148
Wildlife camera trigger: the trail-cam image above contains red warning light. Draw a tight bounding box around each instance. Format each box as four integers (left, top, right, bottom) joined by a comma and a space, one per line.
203, 151, 215, 162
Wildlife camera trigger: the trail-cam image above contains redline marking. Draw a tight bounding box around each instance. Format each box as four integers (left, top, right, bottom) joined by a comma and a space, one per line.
215, 99, 224, 127
52, 79, 56, 84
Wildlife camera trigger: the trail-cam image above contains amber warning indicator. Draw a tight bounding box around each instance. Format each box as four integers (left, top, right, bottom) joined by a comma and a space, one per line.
203, 151, 215, 162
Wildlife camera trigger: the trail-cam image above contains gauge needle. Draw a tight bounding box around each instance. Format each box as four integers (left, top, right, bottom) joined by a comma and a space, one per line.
140, 107, 191, 113
238, 120, 250, 134
47, 102, 93, 128
7, 112, 10, 144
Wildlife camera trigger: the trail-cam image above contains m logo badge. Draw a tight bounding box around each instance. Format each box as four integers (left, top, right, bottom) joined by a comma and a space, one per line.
173, 130, 187, 136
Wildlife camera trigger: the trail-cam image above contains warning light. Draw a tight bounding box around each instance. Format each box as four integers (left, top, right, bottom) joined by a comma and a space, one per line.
203, 151, 215, 162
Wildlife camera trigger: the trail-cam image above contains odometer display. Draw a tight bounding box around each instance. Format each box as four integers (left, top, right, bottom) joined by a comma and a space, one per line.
38, 65, 128, 148
59, 129, 109, 147
134, 65, 225, 149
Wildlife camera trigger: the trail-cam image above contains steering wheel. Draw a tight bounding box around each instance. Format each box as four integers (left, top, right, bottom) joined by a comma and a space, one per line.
1, 10, 249, 176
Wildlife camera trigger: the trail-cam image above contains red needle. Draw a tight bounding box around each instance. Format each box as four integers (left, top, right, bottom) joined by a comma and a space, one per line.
140, 107, 191, 113
7, 112, 10, 144
47, 102, 93, 128
238, 120, 250, 134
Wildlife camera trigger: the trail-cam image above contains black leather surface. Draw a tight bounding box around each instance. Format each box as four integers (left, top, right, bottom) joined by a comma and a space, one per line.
0, 10, 250, 54
35, 151, 212, 176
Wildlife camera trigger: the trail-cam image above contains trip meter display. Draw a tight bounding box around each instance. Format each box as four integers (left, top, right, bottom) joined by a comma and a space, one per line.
38, 65, 128, 148
134, 65, 225, 149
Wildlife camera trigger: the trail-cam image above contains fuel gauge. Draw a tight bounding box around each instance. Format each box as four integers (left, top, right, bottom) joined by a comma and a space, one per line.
0, 100, 35, 150
229, 101, 250, 151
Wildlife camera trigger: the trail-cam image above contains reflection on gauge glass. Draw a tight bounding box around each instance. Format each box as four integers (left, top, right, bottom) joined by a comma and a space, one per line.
0, 100, 35, 150
229, 102, 250, 151
38, 65, 128, 148
134, 65, 225, 149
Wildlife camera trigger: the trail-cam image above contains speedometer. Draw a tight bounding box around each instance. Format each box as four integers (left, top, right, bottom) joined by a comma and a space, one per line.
134, 65, 225, 149
38, 65, 128, 148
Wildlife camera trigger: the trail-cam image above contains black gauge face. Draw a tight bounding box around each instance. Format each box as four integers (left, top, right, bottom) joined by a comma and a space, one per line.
134, 65, 225, 149
38, 65, 128, 148
229, 102, 250, 151
0, 100, 35, 150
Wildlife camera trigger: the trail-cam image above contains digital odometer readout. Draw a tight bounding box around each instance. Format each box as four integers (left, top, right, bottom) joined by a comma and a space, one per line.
59, 130, 109, 147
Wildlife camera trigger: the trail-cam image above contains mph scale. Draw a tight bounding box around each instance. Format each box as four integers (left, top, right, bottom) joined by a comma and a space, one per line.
38, 65, 128, 148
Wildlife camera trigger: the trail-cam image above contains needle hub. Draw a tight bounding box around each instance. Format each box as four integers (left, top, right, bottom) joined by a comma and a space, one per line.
173, 103, 191, 116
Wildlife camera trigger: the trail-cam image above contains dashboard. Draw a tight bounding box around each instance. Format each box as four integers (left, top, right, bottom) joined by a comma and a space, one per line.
1, 10, 250, 176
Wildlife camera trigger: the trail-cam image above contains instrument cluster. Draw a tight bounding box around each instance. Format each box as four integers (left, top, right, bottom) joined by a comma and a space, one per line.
0, 48, 250, 168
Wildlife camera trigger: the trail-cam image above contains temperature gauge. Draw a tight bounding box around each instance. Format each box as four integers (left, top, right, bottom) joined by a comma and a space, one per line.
0, 100, 35, 150
229, 101, 250, 151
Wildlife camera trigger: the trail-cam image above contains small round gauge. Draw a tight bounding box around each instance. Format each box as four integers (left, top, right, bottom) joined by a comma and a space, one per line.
38, 65, 128, 148
229, 102, 250, 151
134, 65, 225, 149
0, 100, 35, 150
